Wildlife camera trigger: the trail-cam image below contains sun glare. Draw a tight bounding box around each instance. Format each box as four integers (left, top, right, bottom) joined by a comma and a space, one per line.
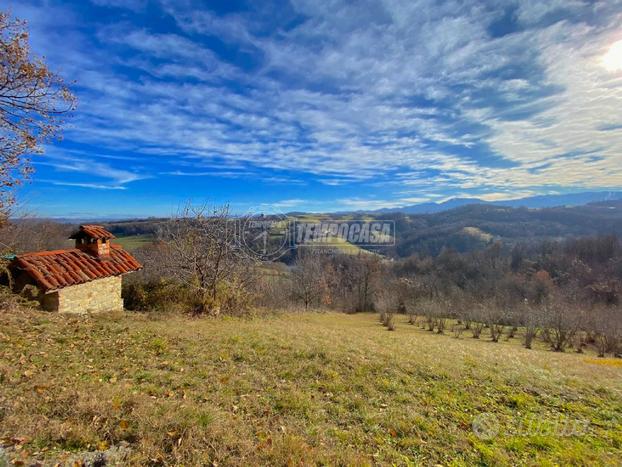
603, 39, 622, 71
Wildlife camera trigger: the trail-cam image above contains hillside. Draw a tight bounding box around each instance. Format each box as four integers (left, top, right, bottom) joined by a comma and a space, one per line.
384, 200, 622, 257
100, 201, 622, 258
1, 311, 620, 465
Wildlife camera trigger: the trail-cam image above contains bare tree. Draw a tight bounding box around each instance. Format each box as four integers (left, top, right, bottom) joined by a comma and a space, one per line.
540, 289, 583, 352
324, 253, 383, 312
518, 299, 541, 349
375, 278, 400, 331
395, 276, 426, 324
593, 305, 622, 357
352, 254, 382, 312
488, 316, 505, 342
468, 305, 486, 339
0, 218, 72, 253
156, 204, 255, 315
291, 249, 328, 310
0, 13, 76, 219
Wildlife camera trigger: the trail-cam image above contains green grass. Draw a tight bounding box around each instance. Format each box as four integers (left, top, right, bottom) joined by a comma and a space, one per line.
112, 234, 154, 251
0, 311, 620, 465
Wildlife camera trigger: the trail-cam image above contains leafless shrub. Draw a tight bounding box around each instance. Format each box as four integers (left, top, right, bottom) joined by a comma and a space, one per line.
518, 300, 541, 350
426, 316, 436, 331
152, 203, 257, 316
376, 282, 401, 331
417, 299, 441, 332
540, 292, 583, 352
382, 312, 395, 331
482, 305, 505, 343
470, 319, 485, 339
436, 315, 447, 334
407, 312, 417, 325
593, 305, 622, 357
573, 333, 588, 353
375, 278, 400, 312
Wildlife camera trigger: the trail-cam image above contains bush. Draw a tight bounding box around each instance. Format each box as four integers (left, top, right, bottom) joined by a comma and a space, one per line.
382, 312, 395, 331
0, 284, 19, 311
123, 276, 255, 316
0, 284, 39, 312
122, 278, 182, 313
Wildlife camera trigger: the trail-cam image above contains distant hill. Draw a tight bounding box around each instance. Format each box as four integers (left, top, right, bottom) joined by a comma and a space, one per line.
98, 197, 622, 259
372, 191, 622, 214
380, 199, 622, 257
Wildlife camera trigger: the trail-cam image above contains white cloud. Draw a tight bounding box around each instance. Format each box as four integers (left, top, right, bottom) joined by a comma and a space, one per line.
514, 0, 589, 25
34, 150, 148, 189
6, 0, 622, 202
47, 181, 128, 190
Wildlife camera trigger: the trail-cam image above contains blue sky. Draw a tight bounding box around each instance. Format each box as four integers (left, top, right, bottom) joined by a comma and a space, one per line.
6, 0, 622, 218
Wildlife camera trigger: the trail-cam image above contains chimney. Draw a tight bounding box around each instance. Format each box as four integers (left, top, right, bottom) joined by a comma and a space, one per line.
69, 225, 115, 259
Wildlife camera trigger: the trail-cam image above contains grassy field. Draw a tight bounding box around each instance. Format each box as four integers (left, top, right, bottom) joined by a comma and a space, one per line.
113, 235, 155, 251
0, 311, 621, 466
114, 232, 376, 256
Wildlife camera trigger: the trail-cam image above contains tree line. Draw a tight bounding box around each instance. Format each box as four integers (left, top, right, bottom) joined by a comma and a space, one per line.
118, 206, 622, 356
1, 209, 620, 357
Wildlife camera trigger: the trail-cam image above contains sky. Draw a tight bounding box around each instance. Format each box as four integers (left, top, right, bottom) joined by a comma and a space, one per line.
5, 0, 622, 218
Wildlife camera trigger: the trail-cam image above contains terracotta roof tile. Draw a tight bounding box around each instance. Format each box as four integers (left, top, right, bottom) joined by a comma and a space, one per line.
11, 245, 142, 292
69, 225, 116, 240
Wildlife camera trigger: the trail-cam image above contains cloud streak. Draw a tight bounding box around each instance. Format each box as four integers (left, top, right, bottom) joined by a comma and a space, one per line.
5, 0, 622, 213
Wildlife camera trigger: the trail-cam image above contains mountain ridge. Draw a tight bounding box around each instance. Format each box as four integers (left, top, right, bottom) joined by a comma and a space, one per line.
369, 191, 622, 215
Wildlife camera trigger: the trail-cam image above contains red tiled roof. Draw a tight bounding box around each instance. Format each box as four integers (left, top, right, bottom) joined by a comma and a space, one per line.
69, 225, 116, 240
11, 245, 142, 292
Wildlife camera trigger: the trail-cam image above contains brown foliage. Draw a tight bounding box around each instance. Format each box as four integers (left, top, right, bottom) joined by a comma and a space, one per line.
0, 12, 76, 218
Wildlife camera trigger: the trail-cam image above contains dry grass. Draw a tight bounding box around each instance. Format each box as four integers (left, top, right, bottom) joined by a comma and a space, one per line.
583, 358, 622, 368
0, 310, 621, 466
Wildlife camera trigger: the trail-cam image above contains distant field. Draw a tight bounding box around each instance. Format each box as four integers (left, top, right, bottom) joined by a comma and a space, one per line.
112, 232, 377, 256
0, 311, 620, 465
301, 235, 377, 255
113, 234, 154, 250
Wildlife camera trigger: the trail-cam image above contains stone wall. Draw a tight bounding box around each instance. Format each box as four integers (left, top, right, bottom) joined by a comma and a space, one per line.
53, 276, 124, 313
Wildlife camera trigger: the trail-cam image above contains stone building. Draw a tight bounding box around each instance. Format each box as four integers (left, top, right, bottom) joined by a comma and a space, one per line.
7, 225, 142, 313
